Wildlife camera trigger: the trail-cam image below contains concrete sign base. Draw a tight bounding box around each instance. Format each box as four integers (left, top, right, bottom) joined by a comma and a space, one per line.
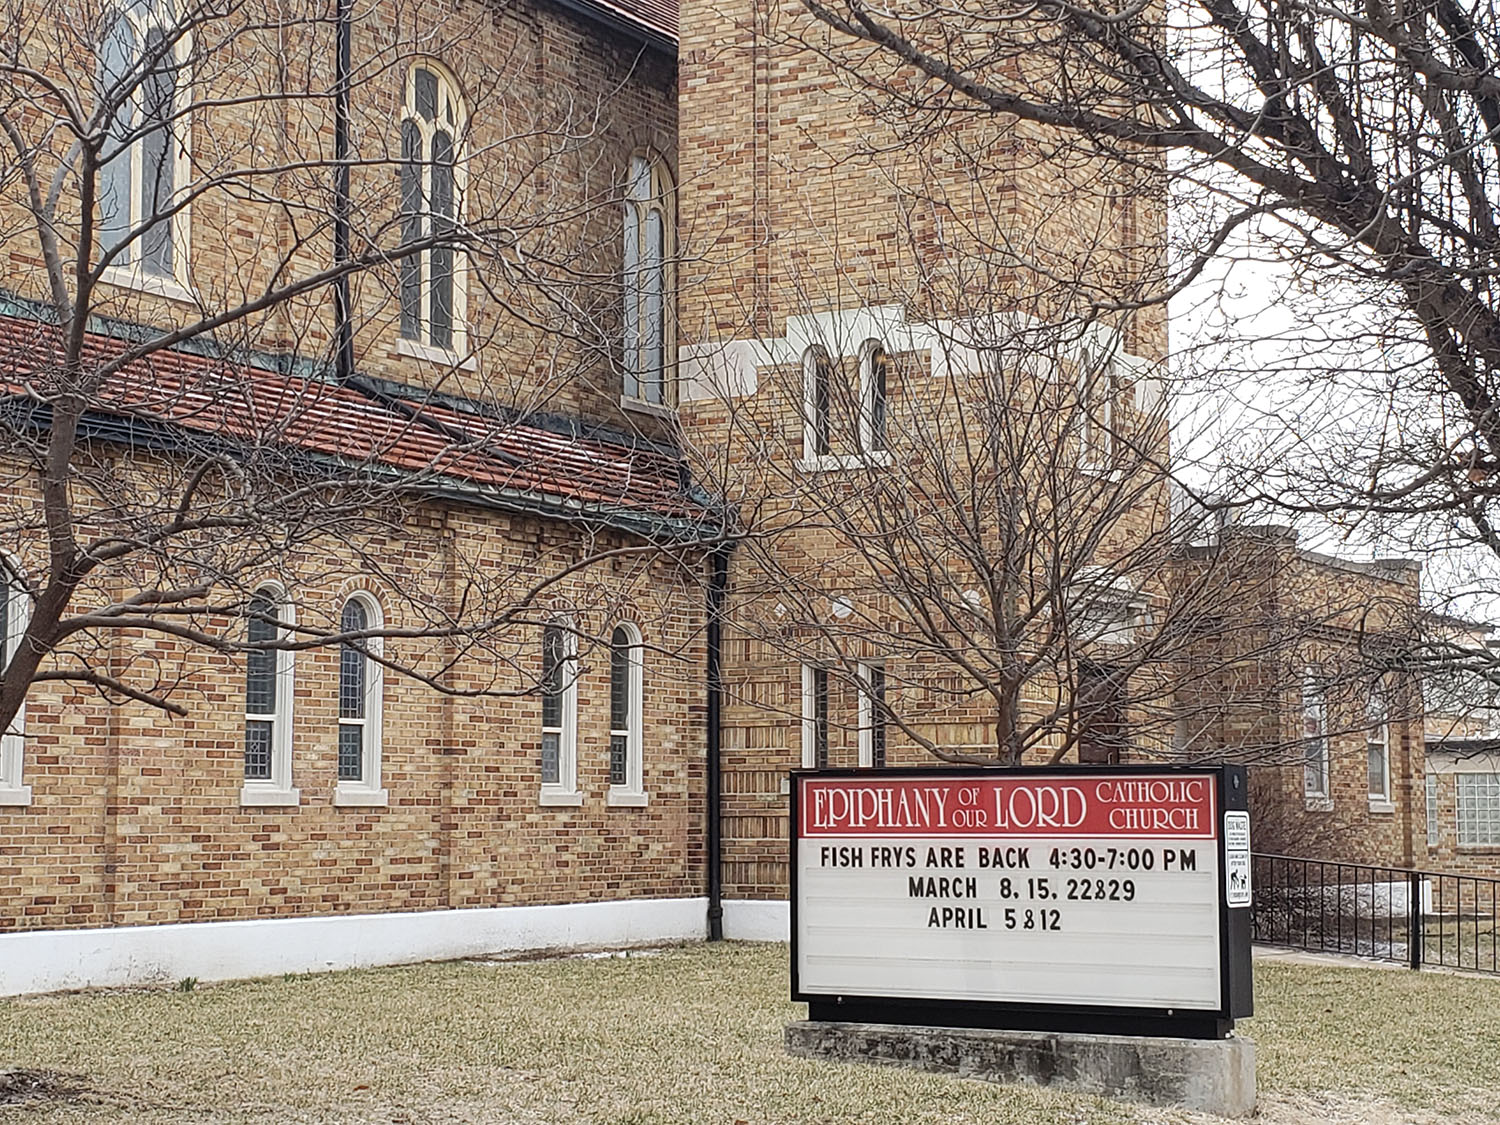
784, 1020, 1256, 1118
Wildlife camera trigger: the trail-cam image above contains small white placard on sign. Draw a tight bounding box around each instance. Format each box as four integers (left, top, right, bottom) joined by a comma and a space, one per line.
1223, 810, 1251, 907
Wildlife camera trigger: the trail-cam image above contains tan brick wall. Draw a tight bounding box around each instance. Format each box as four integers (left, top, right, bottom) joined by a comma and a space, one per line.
0, 495, 707, 932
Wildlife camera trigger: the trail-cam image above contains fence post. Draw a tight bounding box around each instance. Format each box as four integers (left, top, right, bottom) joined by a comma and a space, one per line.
1409, 870, 1423, 971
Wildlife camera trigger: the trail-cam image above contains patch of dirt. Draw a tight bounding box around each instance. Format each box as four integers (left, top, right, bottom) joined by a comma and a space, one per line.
0, 1069, 92, 1108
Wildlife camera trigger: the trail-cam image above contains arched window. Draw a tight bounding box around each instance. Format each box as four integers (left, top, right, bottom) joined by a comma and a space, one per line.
400, 64, 466, 353
539, 621, 579, 804
97, 6, 187, 281
623, 154, 673, 407
859, 340, 889, 454
242, 585, 297, 805
0, 557, 32, 805
335, 595, 387, 806
607, 624, 646, 804
802, 346, 833, 461
1302, 669, 1329, 804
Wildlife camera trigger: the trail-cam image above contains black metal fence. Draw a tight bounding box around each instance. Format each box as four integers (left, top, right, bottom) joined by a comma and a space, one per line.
1251, 853, 1500, 974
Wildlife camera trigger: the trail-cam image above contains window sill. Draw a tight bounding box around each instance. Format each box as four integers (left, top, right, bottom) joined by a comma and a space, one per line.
1457, 845, 1500, 854
1368, 800, 1396, 815
397, 336, 477, 371
239, 786, 301, 808
1304, 796, 1333, 812
0, 785, 33, 807
333, 786, 389, 808
796, 451, 893, 473
538, 789, 583, 807
620, 395, 676, 420
606, 788, 649, 807
100, 266, 197, 305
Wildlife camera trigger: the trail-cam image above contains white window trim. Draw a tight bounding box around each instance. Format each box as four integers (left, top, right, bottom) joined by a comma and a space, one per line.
0, 556, 32, 806
607, 622, 648, 807
240, 583, 299, 807
858, 339, 888, 456
396, 335, 477, 372
1302, 670, 1330, 809
857, 661, 886, 769
399, 62, 469, 356
96, 11, 193, 291
1366, 695, 1392, 809
540, 619, 580, 805
801, 663, 829, 769
334, 593, 388, 808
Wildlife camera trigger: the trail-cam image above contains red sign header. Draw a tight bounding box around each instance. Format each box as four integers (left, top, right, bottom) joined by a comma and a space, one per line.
799, 774, 1217, 839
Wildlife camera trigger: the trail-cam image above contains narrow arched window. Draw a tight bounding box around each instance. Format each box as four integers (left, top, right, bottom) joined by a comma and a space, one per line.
860, 341, 889, 454
539, 621, 579, 803
335, 595, 386, 804
242, 585, 297, 805
607, 624, 646, 804
399, 64, 466, 353
623, 154, 673, 407
803, 346, 833, 461
96, 8, 187, 281
0, 557, 32, 805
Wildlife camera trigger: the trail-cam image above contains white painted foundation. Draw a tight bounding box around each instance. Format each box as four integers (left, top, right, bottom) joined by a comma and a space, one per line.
723, 898, 790, 942
0, 896, 710, 997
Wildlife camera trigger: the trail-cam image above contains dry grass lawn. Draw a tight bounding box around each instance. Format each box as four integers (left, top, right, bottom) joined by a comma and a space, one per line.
2, 943, 1498, 1124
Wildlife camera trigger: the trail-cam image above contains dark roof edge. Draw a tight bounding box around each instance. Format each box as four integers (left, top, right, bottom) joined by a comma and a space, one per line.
545, 0, 675, 56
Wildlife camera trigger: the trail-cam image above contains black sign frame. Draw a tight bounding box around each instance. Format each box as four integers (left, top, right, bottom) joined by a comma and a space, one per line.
789, 763, 1253, 1041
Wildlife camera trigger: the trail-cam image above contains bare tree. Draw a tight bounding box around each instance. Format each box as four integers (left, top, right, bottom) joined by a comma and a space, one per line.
0, 0, 707, 731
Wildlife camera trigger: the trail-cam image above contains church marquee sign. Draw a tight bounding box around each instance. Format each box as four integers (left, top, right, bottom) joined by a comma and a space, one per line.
790, 765, 1253, 1039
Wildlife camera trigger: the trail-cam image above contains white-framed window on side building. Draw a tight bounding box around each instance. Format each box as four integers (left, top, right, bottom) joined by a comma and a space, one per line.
1366, 692, 1391, 808
241, 584, 298, 806
622, 153, 674, 409
334, 594, 387, 807
539, 621, 580, 805
96, 4, 192, 292
0, 556, 32, 805
1302, 671, 1330, 806
801, 663, 829, 769
1456, 773, 1500, 847
1426, 773, 1440, 848
607, 623, 647, 806
1078, 348, 1119, 471
858, 661, 886, 768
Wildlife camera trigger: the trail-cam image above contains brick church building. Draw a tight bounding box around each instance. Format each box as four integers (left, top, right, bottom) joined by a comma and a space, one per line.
0, 0, 1438, 992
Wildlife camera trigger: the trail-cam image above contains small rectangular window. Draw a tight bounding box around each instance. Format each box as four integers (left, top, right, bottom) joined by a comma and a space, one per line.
859, 663, 886, 768
1366, 711, 1390, 803
1426, 774, 1440, 848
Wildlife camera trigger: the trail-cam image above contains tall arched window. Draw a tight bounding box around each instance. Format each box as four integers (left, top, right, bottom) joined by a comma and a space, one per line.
400, 64, 466, 353
607, 623, 646, 805
539, 621, 580, 804
335, 595, 387, 806
241, 585, 297, 806
97, 6, 188, 281
0, 557, 32, 805
623, 154, 673, 407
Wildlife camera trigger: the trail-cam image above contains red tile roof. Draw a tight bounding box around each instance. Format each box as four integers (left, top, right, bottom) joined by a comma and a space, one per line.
0, 313, 713, 536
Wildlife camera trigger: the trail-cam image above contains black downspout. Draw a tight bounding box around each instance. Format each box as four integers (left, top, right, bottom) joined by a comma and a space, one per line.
706, 546, 728, 941
332, 0, 355, 384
